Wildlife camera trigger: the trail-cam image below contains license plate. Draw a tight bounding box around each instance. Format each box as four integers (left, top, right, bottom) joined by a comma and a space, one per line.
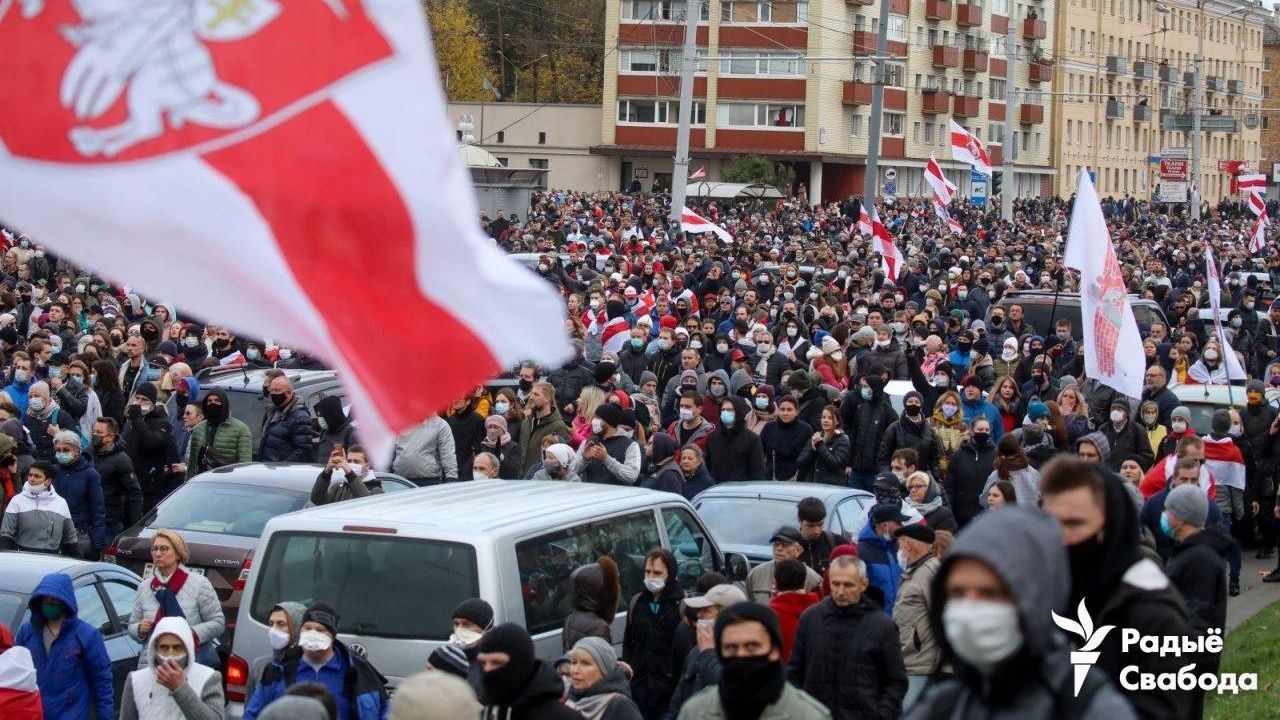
141, 564, 206, 581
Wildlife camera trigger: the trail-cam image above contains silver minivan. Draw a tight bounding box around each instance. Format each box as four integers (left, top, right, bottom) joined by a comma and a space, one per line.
225, 480, 746, 716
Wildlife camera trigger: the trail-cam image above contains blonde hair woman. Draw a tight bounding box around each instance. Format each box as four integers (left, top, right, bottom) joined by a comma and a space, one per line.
570, 386, 606, 449
1055, 387, 1090, 443
126, 529, 225, 668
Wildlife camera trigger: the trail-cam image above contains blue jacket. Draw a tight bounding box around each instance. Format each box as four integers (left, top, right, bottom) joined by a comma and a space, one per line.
257, 396, 315, 463
4, 378, 31, 418
53, 455, 107, 550
244, 641, 388, 720
15, 573, 114, 720
855, 521, 902, 617
961, 397, 1005, 441
1141, 487, 1225, 561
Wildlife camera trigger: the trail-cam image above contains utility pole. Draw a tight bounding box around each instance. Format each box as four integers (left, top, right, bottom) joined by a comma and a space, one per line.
669, 0, 701, 224
1001, 34, 1018, 221
862, 0, 893, 208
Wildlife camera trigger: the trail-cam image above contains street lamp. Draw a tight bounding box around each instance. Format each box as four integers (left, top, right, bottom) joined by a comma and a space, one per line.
499, 52, 549, 102
457, 115, 476, 145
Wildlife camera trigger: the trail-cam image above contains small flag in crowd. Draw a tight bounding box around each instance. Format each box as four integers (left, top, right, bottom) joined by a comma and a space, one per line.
1247, 191, 1265, 218
1203, 244, 1250, 383
870, 208, 904, 282
858, 206, 873, 237
689, 166, 707, 180
950, 120, 992, 176
1250, 214, 1267, 254
924, 155, 957, 204
1237, 173, 1266, 193
681, 206, 734, 244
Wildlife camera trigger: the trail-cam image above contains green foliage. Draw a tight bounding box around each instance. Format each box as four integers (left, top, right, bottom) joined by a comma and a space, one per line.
721, 154, 795, 191
1205, 601, 1280, 719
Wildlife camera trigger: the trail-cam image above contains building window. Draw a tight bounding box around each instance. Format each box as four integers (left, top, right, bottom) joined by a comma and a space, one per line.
538, 132, 546, 145
852, 113, 865, 136
993, 0, 1009, 14
925, 122, 934, 144
529, 159, 548, 189
619, 49, 675, 73
495, 157, 508, 167
719, 50, 804, 76
885, 63, 906, 88
496, 131, 504, 143
617, 99, 706, 124
721, 1, 807, 23
989, 124, 1004, 144
717, 102, 805, 128
883, 112, 904, 136
626, 0, 708, 21
887, 15, 907, 42
913, 121, 921, 143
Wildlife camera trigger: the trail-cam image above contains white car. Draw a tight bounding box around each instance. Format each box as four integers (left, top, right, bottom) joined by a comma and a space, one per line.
1170, 384, 1247, 434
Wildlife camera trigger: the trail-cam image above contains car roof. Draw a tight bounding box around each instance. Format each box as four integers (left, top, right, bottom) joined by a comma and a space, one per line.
189, 462, 410, 493
268, 480, 681, 536
694, 482, 872, 504
1170, 384, 1247, 407
999, 290, 1155, 305
194, 367, 339, 394
0, 552, 133, 592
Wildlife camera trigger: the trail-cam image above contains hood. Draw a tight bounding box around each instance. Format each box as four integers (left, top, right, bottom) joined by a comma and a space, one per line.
930, 507, 1069, 663
728, 368, 755, 396
705, 368, 731, 395
27, 572, 77, 626
146, 616, 196, 665
1078, 431, 1111, 462
722, 395, 751, 432
494, 660, 565, 712
1070, 467, 1142, 613
314, 395, 347, 431
571, 556, 620, 621
651, 432, 678, 465
273, 601, 307, 645
1178, 527, 1234, 557
864, 374, 886, 400
201, 388, 230, 420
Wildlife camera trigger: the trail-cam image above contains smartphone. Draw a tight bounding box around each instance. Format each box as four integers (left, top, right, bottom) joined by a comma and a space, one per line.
332, 443, 345, 456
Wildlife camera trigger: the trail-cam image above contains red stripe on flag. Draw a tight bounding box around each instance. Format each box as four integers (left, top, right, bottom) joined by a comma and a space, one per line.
203, 102, 497, 428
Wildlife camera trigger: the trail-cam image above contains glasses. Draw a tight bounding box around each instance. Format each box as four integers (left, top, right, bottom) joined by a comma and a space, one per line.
907, 484, 928, 491
151, 545, 174, 554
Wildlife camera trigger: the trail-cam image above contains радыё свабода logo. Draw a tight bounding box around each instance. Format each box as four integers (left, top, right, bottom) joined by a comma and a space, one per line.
1052, 599, 1116, 696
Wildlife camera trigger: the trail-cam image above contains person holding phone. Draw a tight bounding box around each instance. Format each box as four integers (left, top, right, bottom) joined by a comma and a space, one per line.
120, 616, 224, 720
311, 444, 383, 505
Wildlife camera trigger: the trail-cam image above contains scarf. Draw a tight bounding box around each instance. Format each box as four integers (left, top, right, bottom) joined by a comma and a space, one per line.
149, 566, 190, 627
906, 479, 945, 516
569, 692, 620, 720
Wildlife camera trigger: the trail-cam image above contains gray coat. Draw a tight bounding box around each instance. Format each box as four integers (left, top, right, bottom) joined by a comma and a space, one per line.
128, 566, 226, 662
0, 485, 77, 552
678, 682, 832, 720
390, 416, 458, 481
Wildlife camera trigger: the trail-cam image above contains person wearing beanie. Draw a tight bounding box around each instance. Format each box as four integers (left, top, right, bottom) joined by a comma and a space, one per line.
1240, 378, 1276, 561
391, 671, 480, 720
1099, 400, 1153, 474
893, 522, 941, 708
427, 644, 471, 680
572, 400, 642, 486
119, 377, 173, 511
471, 623, 580, 720
566, 636, 643, 719
245, 601, 306, 704
244, 601, 389, 720
258, 695, 332, 720
450, 598, 495, 660
1155, 404, 1197, 459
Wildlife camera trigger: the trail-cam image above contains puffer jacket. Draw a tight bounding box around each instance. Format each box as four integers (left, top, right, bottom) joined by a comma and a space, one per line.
16, 573, 115, 720
842, 377, 898, 474
186, 415, 254, 477
623, 579, 685, 717
894, 556, 940, 675
946, 437, 996, 529
52, 454, 106, 550
1100, 419, 1154, 473
787, 595, 907, 720
257, 395, 314, 463
94, 442, 142, 531
704, 396, 765, 482
127, 564, 226, 655
563, 557, 621, 650
877, 416, 941, 476
797, 430, 852, 485
856, 520, 903, 617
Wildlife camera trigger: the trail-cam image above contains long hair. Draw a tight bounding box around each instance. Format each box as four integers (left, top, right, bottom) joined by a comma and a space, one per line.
994, 434, 1029, 480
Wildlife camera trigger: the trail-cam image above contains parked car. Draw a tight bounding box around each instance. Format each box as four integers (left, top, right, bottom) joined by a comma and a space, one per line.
692, 482, 923, 565
103, 462, 417, 647
0, 551, 144, 713
988, 290, 1167, 341
225, 481, 748, 717
1171, 384, 1247, 434
188, 367, 345, 452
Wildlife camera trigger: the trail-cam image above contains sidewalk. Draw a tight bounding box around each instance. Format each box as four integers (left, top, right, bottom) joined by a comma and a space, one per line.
1226, 553, 1280, 632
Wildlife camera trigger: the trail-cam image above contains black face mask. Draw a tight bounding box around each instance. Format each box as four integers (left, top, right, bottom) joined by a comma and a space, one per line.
905, 405, 922, 420
972, 431, 991, 446
269, 393, 288, 408
518, 378, 532, 392
1068, 534, 1105, 603
718, 655, 785, 720
204, 402, 227, 423
957, 341, 972, 352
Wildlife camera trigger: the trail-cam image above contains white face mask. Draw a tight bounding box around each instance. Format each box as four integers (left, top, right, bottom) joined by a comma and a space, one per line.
298, 629, 333, 653
472, 469, 489, 481
644, 576, 666, 593
943, 599, 1023, 674
679, 408, 695, 422
1229, 424, 1243, 437
268, 627, 291, 651
895, 549, 910, 568
1172, 420, 1187, 433
831, 351, 844, 361
155, 652, 188, 666
450, 627, 484, 647
1110, 410, 1126, 424
1001, 349, 1017, 361
348, 462, 364, 477
1203, 349, 1219, 361
591, 417, 604, 434
23, 481, 47, 497
875, 340, 889, 349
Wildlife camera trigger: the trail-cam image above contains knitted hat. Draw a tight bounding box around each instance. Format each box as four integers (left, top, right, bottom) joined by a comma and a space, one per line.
1171, 406, 1192, 422
659, 315, 678, 330
680, 369, 699, 385
639, 371, 657, 387
1166, 484, 1209, 528
302, 602, 339, 637
390, 672, 480, 720
133, 383, 158, 403
451, 598, 494, 630
572, 636, 618, 677
1027, 401, 1050, 422
594, 402, 625, 429
820, 335, 841, 355
427, 644, 471, 679
1247, 379, 1265, 394
594, 361, 618, 384
786, 371, 811, 391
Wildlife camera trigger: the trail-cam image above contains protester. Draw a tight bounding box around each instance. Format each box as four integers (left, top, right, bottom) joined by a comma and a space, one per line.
390, 415, 458, 485
746, 526, 823, 603
185, 389, 252, 477
767, 559, 820, 664
666, 583, 749, 717
244, 602, 306, 706
127, 530, 226, 668
256, 376, 314, 463
892, 523, 940, 710
15, 572, 114, 720
0, 460, 77, 554
119, 616, 225, 720
0, 622, 41, 719
621, 548, 685, 720
312, 444, 383, 504
49, 432, 105, 557
562, 556, 621, 650
856, 504, 907, 615
566, 637, 644, 720
471, 623, 581, 720
796, 497, 849, 577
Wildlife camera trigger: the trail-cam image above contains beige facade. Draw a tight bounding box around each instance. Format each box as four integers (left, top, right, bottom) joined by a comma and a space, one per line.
1260, 17, 1280, 189
446, 102, 612, 190
1051, 0, 1266, 201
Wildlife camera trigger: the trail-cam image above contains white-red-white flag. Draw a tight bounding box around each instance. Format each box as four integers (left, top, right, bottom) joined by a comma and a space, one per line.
689, 166, 706, 180
1202, 436, 1246, 492
1063, 169, 1145, 399
870, 208, 904, 282
0, 1, 569, 463
1204, 243, 1250, 382
1251, 214, 1268, 254
1237, 173, 1266, 193
632, 288, 655, 318
600, 316, 631, 355
931, 197, 963, 235
949, 120, 992, 176
681, 206, 733, 244
858, 206, 873, 237
1247, 190, 1266, 217
924, 155, 957, 204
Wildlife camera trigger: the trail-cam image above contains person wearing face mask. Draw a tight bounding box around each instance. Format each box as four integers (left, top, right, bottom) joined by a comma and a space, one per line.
1100, 400, 1153, 474
621, 548, 685, 719
470, 623, 580, 720
312, 445, 384, 504
573, 402, 642, 485
0, 460, 78, 554
903, 507, 1136, 720
256, 375, 314, 463
890, 523, 940, 710
185, 389, 252, 478
1185, 340, 1235, 385
244, 603, 388, 720
122, 384, 174, 512
677, 601, 830, 720
531, 442, 581, 482
312, 395, 356, 462
3, 356, 35, 419
704, 396, 765, 483
479, 414, 523, 479
1239, 380, 1277, 560
947, 416, 996, 530
1041, 457, 1195, 720
699, 369, 732, 428
449, 598, 495, 661
22, 380, 77, 463
16, 572, 115, 720
120, 616, 225, 720
1162, 485, 1230, 645
1156, 405, 1198, 459
244, 602, 306, 706
840, 374, 897, 492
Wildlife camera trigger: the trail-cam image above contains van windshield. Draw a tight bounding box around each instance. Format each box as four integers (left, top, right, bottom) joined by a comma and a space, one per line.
250, 532, 478, 640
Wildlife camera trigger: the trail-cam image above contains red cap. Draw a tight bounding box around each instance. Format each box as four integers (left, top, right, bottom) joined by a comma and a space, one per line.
730, 349, 746, 361
659, 315, 678, 329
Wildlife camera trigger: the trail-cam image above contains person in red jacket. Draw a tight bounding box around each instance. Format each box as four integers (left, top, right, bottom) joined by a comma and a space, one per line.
0, 623, 41, 719
1140, 435, 1215, 500
768, 559, 820, 663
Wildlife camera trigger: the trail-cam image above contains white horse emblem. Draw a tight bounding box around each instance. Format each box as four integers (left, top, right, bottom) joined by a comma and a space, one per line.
19, 0, 283, 158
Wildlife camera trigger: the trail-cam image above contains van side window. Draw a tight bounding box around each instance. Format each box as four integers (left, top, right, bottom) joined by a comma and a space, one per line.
515, 511, 661, 634
662, 507, 715, 592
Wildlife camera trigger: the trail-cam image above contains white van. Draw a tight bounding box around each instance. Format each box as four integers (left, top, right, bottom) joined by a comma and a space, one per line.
225, 480, 747, 716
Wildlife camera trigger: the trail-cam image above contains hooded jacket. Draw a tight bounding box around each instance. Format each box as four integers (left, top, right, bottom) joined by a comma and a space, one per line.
903, 507, 1136, 720
15, 573, 115, 720
797, 426, 852, 485
185, 389, 254, 477
120, 616, 224, 720
94, 440, 143, 530
123, 402, 173, 492
245, 601, 306, 703
646, 433, 684, 494
704, 396, 765, 482
622, 574, 685, 716
842, 376, 899, 474
760, 414, 813, 481
1165, 527, 1231, 642
563, 556, 621, 650
51, 454, 106, 550
245, 640, 388, 720
856, 519, 903, 618
946, 436, 996, 530
0, 481, 77, 553
314, 395, 358, 461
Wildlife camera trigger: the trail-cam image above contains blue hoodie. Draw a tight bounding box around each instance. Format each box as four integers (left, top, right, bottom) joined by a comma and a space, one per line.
856, 520, 903, 617
16, 573, 115, 720
4, 377, 31, 418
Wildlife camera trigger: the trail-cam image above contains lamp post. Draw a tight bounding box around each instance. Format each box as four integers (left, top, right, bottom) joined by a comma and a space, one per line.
500, 52, 548, 102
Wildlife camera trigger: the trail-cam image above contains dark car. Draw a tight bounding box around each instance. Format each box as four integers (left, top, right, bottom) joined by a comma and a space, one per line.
104, 462, 417, 643
0, 551, 144, 712
186, 367, 345, 452
987, 290, 1168, 341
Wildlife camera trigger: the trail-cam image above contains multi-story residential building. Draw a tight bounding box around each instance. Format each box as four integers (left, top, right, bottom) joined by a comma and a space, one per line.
593, 0, 1057, 203
1052, 0, 1266, 202
1260, 14, 1280, 193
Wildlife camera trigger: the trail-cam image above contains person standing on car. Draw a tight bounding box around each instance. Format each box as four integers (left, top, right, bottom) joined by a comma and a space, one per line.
119, 616, 225, 720
390, 415, 458, 486
257, 376, 314, 463
16, 572, 114, 720
91, 417, 142, 537
185, 389, 252, 478
123, 383, 173, 511
312, 445, 384, 505
622, 548, 685, 720
127, 530, 226, 669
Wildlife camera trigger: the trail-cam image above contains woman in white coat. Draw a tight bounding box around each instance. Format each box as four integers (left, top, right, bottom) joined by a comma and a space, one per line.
127, 529, 225, 668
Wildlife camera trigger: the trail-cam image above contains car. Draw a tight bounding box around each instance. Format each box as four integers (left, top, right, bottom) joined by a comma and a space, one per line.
0, 551, 144, 713
103, 462, 418, 646
691, 482, 923, 565
188, 367, 345, 451
1170, 384, 1247, 434
987, 290, 1167, 341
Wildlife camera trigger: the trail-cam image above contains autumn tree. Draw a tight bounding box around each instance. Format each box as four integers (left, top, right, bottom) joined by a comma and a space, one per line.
424, 0, 498, 101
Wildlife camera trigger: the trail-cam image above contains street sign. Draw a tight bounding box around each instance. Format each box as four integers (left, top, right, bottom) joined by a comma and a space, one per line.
884, 167, 898, 182
970, 167, 987, 206
1160, 114, 1240, 133
1158, 148, 1188, 204
884, 181, 897, 197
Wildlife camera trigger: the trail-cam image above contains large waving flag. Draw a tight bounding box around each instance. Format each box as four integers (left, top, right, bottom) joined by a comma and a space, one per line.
1247, 190, 1266, 218
1250, 214, 1268, 254
950, 120, 992, 176
857, 205, 873, 237
924, 155, 957, 204
1063, 169, 1144, 399
1202, 436, 1246, 492
681, 206, 733, 244
0, 1, 569, 462
1237, 173, 1266, 194
870, 208, 904, 282
1204, 244, 1250, 382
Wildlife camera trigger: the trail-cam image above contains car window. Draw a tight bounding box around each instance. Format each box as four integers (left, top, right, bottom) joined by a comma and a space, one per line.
75, 583, 114, 636
379, 477, 416, 494
694, 497, 796, 547
515, 511, 661, 634
662, 507, 716, 592
833, 497, 873, 539
100, 579, 137, 629
148, 482, 308, 537
251, 532, 478, 640
0, 590, 26, 629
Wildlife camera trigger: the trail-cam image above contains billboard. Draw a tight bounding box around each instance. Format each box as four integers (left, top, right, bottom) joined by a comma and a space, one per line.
1158, 148, 1188, 203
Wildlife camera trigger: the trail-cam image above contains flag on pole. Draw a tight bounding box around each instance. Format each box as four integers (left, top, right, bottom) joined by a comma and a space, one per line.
689, 166, 706, 180
924, 155, 957, 204
0, 1, 570, 463
870, 208, 905, 282
1247, 191, 1265, 217
1204, 243, 1250, 382
858, 205, 873, 237
1063, 169, 1145, 399
1250, 214, 1267, 254
932, 196, 964, 235
1237, 173, 1266, 193
949, 120, 992, 176
681, 206, 733, 244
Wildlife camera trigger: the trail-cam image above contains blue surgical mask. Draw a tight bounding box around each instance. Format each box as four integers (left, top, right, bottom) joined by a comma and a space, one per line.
860, 387, 872, 401
1160, 513, 1175, 538
754, 396, 769, 410
631, 338, 643, 349
494, 402, 510, 415
246, 348, 260, 361
55, 451, 75, 465
720, 411, 735, 426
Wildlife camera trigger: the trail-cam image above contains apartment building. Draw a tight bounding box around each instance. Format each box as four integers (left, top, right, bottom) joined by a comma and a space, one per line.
1260, 16, 1280, 191
1052, 0, 1266, 201
594, 0, 1057, 203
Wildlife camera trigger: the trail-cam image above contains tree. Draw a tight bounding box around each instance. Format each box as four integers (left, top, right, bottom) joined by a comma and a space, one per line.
424, 0, 498, 102
721, 154, 795, 191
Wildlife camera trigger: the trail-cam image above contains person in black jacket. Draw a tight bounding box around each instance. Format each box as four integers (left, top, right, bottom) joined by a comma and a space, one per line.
842, 374, 898, 492
704, 396, 764, 482
257, 375, 314, 463
796, 496, 849, 577
1163, 484, 1229, 645
472, 623, 582, 720
646, 433, 684, 494
787, 554, 907, 720
313, 395, 357, 462
877, 391, 941, 477
1100, 400, 1154, 473
445, 394, 486, 479
91, 417, 141, 537
622, 548, 686, 720
797, 404, 851, 485
946, 417, 996, 529
122, 383, 172, 511
760, 396, 812, 481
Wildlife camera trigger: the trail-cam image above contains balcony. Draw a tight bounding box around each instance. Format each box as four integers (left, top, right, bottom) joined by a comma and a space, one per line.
1019, 103, 1044, 124
956, 3, 982, 26
1133, 60, 1155, 81
1206, 76, 1224, 93
1028, 61, 1052, 83
1105, 56, 1127, 75
842, 81, 871, 105
1229, 79, 1244, 94
1106, 98, 1125, 119
1184, 71, 1195, 88
1159, 64, 1178, 83
991, 14, 1008, 34
962, 48, 988, 73
846, 0, 873, 5
925, 0, 952, 21
953, 95, 980, 118
1022, 18, 1046, 40
852, 29, 877, 55
1134, 104, 1151, 122
933, 46, 960, 68
921, 88, 951, 114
